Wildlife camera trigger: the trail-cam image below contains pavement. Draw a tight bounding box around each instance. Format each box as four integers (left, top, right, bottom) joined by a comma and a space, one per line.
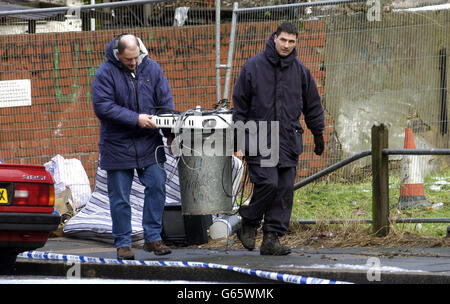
12, 236, 450, 284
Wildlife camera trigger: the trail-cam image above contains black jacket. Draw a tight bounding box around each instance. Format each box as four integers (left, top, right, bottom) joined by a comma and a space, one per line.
232, 32, 324, 167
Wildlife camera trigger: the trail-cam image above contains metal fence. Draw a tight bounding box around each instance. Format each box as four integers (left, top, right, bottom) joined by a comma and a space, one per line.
0, 0, 219, 186
224, 0, 449, 231
0, 0, 448, 233
0, 0, 218, 33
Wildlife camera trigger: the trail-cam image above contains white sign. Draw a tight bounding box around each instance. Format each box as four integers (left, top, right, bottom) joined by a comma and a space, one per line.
0, 79, 32, 108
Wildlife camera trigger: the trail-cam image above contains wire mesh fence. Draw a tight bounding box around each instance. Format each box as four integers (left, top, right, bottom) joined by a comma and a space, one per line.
0, 0, 218, 33
0, 0, 219, 187
0, 0, 448, 233
227, 1, 449, 230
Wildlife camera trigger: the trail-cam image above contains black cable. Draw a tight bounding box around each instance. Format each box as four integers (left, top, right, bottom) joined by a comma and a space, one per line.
221, 158, 234, 199
236, 159, 252, 209
151, 106, 182, 116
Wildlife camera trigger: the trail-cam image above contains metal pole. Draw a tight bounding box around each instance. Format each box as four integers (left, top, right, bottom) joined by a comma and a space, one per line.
294, 150, 371, 190
234, 0, 365, 13
383, 148, 450, 155
0, 0, 172, 17
222, 2, 238, 102
439, 48, 448, 135
215, 0, 222, 102
91, 0, 95, 31
296, 218, 450, 225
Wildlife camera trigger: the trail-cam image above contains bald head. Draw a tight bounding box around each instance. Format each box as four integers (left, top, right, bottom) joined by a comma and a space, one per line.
117, 34, 139, 54
116, 34, 140, 71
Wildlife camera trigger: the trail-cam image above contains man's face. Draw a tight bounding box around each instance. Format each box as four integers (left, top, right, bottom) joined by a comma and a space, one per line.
117, 46, 140, 71
274, 32, 297, 57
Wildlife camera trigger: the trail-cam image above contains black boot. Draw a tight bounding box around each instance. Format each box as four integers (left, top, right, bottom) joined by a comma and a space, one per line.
260, 232, 291, 256
237, 219, 259, 251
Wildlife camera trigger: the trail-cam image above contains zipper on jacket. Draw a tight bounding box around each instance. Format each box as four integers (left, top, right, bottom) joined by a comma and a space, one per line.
274, 68, 278, 121
129, 72, 139, 112
128, 71, 141, 168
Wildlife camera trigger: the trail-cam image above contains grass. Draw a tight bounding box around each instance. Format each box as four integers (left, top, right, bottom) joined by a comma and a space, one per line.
203, 167, 450, 250
292, 168, 450, 238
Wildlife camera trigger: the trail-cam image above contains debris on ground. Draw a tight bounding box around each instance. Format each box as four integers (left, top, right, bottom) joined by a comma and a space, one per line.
195, 222, 450, 250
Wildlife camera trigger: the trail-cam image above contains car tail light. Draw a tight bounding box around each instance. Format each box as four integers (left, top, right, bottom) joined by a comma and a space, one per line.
13, 183, 55, 207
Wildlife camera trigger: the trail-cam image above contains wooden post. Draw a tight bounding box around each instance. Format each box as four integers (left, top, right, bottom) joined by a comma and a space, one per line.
372, 124, 390, 236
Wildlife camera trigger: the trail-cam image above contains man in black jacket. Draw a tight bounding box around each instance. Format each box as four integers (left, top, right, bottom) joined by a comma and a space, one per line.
232, 22, 325, 255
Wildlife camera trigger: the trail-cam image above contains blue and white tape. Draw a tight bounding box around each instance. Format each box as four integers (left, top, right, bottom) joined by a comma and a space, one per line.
18, 250, 353, 284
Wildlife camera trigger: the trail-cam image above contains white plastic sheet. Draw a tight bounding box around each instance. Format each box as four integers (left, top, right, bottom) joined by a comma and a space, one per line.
44, 154, 91, 211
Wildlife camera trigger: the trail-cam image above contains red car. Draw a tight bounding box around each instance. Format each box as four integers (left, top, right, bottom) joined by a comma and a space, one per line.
0, 163, 60, 274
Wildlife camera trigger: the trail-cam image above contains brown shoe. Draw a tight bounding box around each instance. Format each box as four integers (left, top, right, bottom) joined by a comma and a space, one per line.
117, 246, 135, 260
144, 240, 172, 256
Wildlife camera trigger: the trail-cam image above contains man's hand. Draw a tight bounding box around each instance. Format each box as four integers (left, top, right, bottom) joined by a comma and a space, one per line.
138, 114, 157, 129
313, 134, 324, 156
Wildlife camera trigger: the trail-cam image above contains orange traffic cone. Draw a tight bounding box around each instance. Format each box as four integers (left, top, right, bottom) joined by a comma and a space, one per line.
397, 127, 430, 209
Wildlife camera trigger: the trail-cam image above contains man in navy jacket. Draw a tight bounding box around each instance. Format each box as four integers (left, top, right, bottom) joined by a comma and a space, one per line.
233, 22, 325, 255
92, 34, 174, 259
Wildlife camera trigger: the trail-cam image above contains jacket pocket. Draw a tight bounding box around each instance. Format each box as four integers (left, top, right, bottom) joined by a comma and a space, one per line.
292, 128, 303, 155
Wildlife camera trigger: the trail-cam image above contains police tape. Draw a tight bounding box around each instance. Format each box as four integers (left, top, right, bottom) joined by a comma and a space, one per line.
18, 250, 353, 284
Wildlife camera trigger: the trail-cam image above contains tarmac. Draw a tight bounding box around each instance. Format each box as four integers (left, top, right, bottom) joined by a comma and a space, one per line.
11, 236, 450, 284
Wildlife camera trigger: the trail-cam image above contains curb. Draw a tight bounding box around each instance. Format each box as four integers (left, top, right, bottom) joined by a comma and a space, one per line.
16, 250, 352, 284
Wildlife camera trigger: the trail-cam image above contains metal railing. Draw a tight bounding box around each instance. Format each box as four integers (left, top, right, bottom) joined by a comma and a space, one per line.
221, 0, 449, 236
0, 1, 448, 229
217, 0, 367, 103
0, 0, 218, 184
223, 0, 449, 185
0, 0, 216, 33
293, 124, 450, 236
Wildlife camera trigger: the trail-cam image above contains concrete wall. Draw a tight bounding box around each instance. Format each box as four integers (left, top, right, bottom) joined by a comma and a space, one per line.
324, 10, 449, 171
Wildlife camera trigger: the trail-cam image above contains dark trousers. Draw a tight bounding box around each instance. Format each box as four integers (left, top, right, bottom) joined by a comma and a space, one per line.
239, 165, 297, 235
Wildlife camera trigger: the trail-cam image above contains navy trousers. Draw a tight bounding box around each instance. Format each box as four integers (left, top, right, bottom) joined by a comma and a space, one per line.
239, 165, 297, 235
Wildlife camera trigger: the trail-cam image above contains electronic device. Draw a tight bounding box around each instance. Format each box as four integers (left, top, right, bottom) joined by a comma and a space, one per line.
151, 107, 232, 130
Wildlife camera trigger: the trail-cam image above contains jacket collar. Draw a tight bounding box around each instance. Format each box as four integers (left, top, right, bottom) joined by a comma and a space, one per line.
264, 32, 297, 69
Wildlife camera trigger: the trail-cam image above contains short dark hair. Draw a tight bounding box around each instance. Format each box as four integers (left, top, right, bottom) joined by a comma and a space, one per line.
275, 22, 298, 37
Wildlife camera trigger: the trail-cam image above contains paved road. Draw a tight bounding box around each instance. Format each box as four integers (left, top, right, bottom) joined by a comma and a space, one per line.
9, 237, 450, 284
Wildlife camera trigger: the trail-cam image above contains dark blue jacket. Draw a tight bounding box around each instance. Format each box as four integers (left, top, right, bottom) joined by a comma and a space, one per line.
92, 37, 174, 170
232, 32, 324, 167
